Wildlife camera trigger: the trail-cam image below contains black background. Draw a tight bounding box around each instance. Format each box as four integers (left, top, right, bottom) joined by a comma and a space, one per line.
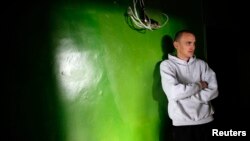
203, 0, 249, 137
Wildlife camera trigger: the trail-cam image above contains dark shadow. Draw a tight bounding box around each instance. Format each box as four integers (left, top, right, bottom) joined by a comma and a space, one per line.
8, 2, 67, 141
206, 26, 249, 135
152, 35, 174, 141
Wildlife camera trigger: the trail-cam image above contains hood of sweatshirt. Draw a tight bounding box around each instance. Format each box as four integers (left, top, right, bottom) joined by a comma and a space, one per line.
168, 54, 196, 66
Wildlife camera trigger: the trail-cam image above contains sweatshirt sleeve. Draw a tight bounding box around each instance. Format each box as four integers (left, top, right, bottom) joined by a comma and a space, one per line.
191, 62, 219, 103
160, 61, 201, 101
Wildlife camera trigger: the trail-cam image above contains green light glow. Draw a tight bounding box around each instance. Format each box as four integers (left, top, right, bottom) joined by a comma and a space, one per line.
51, 2, 188, 141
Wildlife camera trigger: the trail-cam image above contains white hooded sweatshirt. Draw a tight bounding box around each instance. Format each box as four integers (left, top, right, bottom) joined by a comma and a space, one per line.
160, 54, 219, 126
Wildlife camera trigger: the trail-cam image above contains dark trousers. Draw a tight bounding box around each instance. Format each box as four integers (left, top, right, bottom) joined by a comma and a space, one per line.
172, 122, 213, 141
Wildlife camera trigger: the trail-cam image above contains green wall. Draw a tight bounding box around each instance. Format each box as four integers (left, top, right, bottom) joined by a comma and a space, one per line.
11, 0, 204, 141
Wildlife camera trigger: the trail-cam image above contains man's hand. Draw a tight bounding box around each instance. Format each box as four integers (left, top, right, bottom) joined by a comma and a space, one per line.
200, 81, 208, 89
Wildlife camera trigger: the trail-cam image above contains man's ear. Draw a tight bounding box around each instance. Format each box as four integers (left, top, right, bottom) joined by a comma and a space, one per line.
173, 41, 178, 49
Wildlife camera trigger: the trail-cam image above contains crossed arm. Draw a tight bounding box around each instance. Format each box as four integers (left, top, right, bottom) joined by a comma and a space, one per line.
160, 61, 218, 103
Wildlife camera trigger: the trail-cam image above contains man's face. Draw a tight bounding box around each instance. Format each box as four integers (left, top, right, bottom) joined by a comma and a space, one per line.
174, 33, 196, 61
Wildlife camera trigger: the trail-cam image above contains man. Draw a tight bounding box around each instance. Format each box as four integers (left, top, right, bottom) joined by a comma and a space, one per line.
160, 29, 219, 141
